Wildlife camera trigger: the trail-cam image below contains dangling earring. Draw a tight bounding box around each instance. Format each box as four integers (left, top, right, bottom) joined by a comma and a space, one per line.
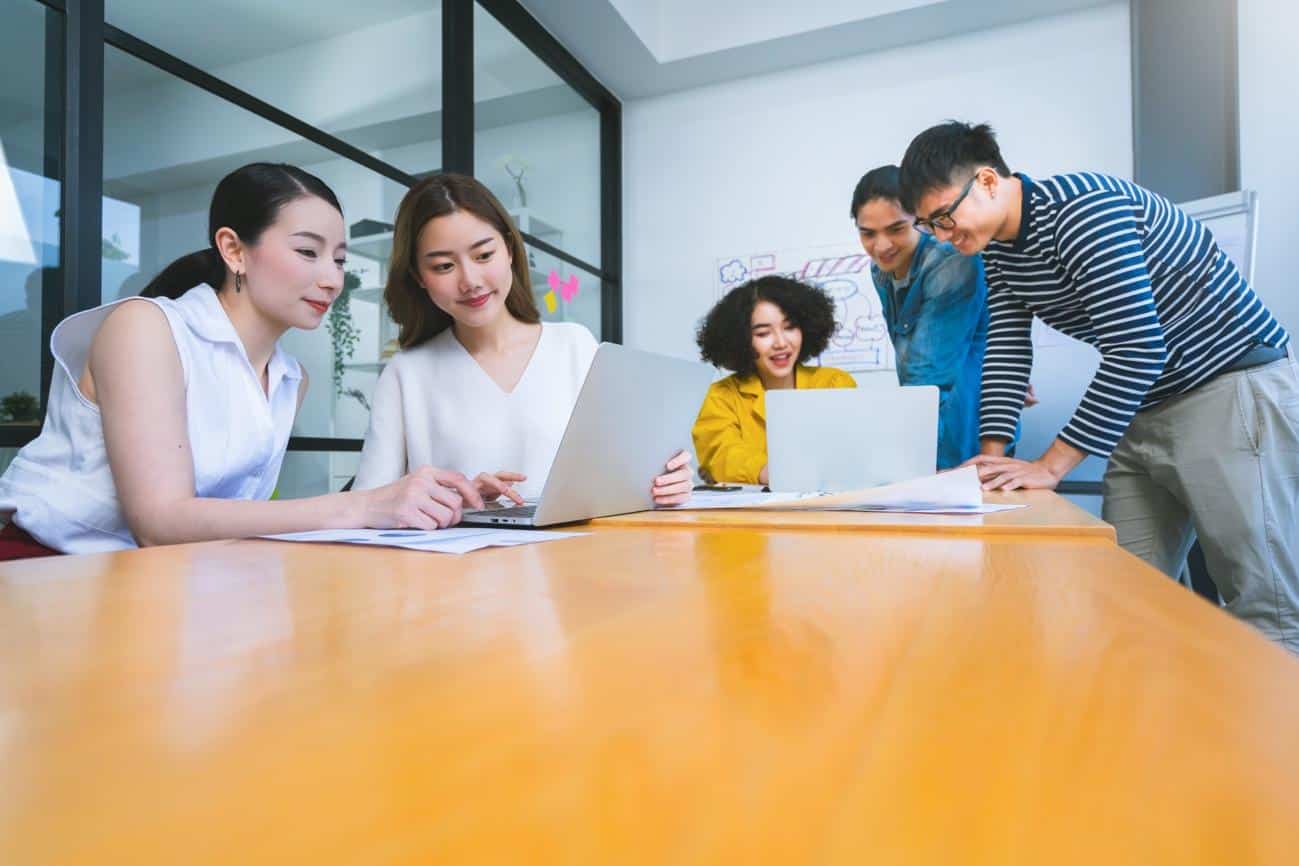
235, 271, 243, 293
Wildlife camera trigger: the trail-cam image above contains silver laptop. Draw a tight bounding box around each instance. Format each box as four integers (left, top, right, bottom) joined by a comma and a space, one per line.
460, 343, 715, 527
765, 385, 939, 492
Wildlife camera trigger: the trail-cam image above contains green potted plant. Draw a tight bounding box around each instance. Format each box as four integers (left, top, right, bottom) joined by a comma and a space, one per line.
327, 270, 362, 398
1, 391, 40, 424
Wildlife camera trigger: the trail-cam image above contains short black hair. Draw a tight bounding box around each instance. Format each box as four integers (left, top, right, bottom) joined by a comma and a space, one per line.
696, 276, 837, 376
898, 121, 1012, 213
849, 164, 902, 218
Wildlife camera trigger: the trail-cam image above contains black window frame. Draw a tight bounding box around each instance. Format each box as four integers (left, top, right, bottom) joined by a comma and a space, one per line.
2, 0, 622, 457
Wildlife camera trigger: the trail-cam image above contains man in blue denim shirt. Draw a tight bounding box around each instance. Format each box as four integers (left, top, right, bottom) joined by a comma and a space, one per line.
851, 165, 997, 469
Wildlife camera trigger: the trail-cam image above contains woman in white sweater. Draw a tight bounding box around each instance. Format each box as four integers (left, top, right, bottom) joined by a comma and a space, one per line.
354, 173, 692, 506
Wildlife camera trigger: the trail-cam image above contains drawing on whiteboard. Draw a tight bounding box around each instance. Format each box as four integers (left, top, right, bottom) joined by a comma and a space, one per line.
718, 258, 748, 285
818, 278, 889, 368
714, 244, 894, 372
798, 253, 871, 280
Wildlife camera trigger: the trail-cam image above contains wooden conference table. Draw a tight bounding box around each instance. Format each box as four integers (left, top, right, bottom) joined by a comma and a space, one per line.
2, 499, 1297, 865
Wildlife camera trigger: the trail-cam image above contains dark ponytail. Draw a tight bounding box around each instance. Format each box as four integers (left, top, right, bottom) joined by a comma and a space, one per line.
141, 249, 226, 300
141, 162, 343, 300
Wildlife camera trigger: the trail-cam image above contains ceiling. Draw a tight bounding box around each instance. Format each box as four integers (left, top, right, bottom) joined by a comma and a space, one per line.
519, 0, 1122, 99
608, 0, 941, 62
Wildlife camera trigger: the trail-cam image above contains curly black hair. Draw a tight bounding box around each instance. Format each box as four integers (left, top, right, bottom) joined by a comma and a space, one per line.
696, 275, 837, 376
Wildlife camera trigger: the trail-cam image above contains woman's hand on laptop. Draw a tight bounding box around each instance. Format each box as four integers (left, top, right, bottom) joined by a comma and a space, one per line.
360, 466, 482, 529
652, 450, 694, 506
474, 471, 527, 506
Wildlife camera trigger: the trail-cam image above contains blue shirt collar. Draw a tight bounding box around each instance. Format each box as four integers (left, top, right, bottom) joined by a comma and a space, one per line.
1009, 172, 1037, 252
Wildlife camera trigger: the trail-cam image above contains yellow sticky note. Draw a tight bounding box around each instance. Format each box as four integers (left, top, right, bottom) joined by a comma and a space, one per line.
544, 290, 557, 313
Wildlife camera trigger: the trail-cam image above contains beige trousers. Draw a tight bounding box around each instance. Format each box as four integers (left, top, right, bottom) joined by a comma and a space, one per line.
1102, 354, 1299, 652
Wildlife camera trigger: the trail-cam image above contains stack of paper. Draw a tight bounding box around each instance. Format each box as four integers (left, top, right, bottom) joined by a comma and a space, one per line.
664, 489, 822, 510
666, 467, 1026, 515
770, 465, 998, 513
260, 527, 585, 555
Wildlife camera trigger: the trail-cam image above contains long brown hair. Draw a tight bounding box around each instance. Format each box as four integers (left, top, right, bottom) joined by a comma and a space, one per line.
385, 172, 540, 349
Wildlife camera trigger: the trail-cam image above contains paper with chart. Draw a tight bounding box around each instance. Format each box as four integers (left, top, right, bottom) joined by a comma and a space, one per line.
779, 466, 1023, 513
260, 527, 586, 555
715, 244, 894, 372
673, 467, 1025, 514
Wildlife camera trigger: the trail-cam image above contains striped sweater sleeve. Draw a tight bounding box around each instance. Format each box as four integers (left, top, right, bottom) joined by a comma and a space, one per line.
1053, 191, 1168, 456
978, 279, 1034, 444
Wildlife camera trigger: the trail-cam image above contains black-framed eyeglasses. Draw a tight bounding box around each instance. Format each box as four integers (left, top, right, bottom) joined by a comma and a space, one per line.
914, 174, 977, 235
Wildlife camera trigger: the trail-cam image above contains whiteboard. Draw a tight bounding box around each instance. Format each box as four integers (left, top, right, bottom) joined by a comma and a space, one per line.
1179, 189, 1258, 282
714, 243, 895, 373
1019, 189, 1259, 484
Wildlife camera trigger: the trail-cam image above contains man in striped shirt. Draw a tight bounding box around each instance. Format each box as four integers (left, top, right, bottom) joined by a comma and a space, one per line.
898, 120, 1299, 651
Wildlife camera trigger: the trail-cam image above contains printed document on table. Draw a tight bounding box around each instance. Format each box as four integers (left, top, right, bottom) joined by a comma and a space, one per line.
661, 489, 823, 510
757, 466, 1028, 514
821, 502, 1026, 515
260, 527, 586, 555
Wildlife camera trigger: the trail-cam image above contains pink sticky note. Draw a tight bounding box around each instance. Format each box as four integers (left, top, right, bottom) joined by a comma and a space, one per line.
559, 274, 580, 302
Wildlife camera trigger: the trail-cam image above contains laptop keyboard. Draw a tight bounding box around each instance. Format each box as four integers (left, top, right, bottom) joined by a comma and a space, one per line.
472, 504, 537, 519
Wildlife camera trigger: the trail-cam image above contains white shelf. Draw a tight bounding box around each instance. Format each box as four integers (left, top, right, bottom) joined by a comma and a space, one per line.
349, 287, 384, 304
509, 209, 562, 244
341, 361, 386, 374
349, 231, 393, 263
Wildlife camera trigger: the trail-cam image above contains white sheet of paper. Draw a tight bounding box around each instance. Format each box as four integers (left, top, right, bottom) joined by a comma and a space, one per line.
661, 490, 822, 510
823, 503, 1027, 515
661, 468, 1027, 515
260, 527, 585, 555
755, 466, 1004, 513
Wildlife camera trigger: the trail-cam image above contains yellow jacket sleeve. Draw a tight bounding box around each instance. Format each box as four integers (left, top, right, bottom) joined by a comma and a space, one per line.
691, 382, 767, 485
826, 369, 858, 389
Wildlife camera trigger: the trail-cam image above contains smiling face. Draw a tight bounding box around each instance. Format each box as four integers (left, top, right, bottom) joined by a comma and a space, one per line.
911, 167, 1010, 256
855, 197, 921, 275
750, 299, 802, 385
237, 195, 347, 330
413, 209, 515, 329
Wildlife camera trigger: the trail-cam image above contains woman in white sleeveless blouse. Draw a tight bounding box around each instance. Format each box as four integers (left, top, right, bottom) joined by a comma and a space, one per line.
0, 163, 481, 558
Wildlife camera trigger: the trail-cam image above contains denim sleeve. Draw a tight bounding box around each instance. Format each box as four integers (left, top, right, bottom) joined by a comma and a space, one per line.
869, 265, 901, 345
895, 253, 987, 389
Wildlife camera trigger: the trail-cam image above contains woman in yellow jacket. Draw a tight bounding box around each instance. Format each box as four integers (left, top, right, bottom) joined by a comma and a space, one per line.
693, 275, 856, 484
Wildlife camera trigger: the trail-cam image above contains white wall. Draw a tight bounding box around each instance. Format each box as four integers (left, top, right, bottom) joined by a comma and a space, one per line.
1238, 0, 1299, 338
621, 3, 1133, 362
